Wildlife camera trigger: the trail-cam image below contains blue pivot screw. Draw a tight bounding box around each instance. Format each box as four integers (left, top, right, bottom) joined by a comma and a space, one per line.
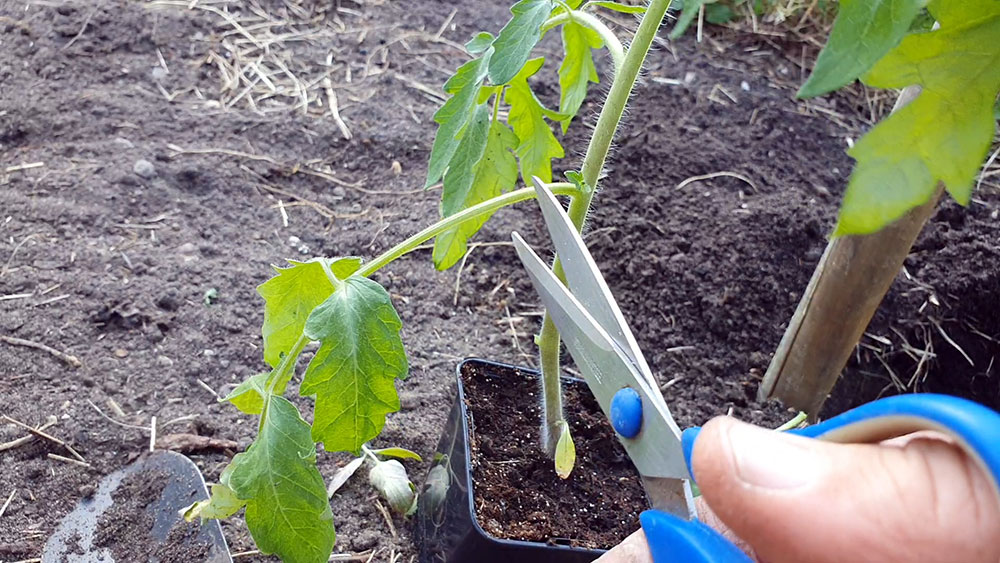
611, 387, 643, 438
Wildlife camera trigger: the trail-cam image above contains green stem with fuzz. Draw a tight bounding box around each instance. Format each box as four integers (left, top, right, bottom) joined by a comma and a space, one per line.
357, 183, 578, 278
536, 0, 674, 455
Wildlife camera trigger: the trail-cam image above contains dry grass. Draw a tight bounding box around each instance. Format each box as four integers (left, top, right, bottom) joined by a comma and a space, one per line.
146, 0, 411, 124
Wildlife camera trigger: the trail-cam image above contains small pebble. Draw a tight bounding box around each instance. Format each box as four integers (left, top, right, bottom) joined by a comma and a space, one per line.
684, 71, 696, 84
114, 348, 128, 358
113, 137, 134, 149
151, 66, 167, 81
157, 355, 174, 367
133, 159, 156, 179
177, 242, 197, 255
331, 186, 346, 198
740, 80, 750, 92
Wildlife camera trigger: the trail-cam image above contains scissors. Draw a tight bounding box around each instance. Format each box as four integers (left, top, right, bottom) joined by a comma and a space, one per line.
512, 178, 1000, 562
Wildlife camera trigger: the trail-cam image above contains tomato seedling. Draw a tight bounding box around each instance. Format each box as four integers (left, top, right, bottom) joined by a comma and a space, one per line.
184, 1, 1000, 561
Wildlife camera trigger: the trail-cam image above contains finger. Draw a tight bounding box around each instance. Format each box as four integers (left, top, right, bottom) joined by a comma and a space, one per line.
690, 417, 1000, 563
594, 529, 652, 563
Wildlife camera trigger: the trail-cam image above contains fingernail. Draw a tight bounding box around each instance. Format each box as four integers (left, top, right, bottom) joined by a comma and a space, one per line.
681, 427, 700, 481
727, 420, 818, 490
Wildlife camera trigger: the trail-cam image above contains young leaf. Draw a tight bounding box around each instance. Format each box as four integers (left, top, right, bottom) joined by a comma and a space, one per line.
836, 4, 1000, 234
466, 32, 495, 55
489, 0, 556, 85
370, 446, 423, 461
327, 456, 366, 498
183, 483, 245, 521
558, 21, 603, 132
221, 372, 269, 415
506, 58, 566, 183
369, 459, 418, 515
798, 0, 924, 98
554, 420, 576, 479
258, 257, 362, 367
301, 276, 408, 454
669, 0, 707, 39
590, 1, 647, 14
433, 108, 519, 270
426, 53, 493, 188
227, 396, 335, 563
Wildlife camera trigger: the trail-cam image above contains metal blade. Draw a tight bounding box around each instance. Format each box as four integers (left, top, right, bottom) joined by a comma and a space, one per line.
512, 231, 690, 482
642, 476, 697, 521
530, 178, 661, 399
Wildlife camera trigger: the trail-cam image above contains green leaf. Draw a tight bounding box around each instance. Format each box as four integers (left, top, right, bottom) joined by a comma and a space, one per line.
506, 58, 565, 183
558, 21, 603, 133
221, 372, 269, 415
370, 446, 423, 462
183, 483, 245, 522
704, 3, 736, 24
798, 0, 924, 98
258, 257, 362, 367
301, 276, 408, 454
433, 110, 519, 270
426, 53, 493, 188
565, 170, 588, 193
489, 0, 556, 85
466, 32, 495, 54
590, 1, 647, 14
227, 396, 335, 563
669, 0, 707, 39
836, 4, 1000, 234
554, 420, 576, 479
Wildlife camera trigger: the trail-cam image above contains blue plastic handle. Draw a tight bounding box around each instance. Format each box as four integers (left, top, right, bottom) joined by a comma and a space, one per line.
640, 394, 1000, 562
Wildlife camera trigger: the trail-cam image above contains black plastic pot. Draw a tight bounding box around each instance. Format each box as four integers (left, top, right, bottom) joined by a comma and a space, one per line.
415, 358, 605, 563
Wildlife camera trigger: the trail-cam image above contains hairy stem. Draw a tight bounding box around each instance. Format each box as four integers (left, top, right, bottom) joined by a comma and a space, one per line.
357, 183, 578, 278
542, 10, 626, 75
536, 0, 673, 455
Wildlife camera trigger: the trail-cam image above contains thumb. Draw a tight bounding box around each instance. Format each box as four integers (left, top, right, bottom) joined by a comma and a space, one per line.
690, 416, 1000, 563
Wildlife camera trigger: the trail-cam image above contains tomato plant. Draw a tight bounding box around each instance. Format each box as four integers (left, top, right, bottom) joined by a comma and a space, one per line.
182, 1, 1000, 561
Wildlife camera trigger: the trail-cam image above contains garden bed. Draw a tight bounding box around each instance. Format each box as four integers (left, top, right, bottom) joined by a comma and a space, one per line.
1, 0, 997, 560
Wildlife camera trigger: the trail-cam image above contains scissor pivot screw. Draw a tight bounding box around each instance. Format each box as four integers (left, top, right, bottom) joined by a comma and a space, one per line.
610, 387, 643, 438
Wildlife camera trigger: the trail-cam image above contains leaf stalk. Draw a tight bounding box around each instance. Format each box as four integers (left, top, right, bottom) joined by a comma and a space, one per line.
357, 182, 579, 278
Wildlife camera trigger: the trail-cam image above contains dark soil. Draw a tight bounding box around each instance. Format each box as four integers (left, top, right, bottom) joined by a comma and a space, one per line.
463, 361, 646, 549
92, 470, 210, 563
2, 0, 997, 560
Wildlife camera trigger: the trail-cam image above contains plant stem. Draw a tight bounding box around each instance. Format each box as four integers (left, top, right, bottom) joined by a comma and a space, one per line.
542, 11, 625, 75
265, 334, 309, 397
776, 411, 808, 432
357, 183, 578, 278
535, 0, 673, 455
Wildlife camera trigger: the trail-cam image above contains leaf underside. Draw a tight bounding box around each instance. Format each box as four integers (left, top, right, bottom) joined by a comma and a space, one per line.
506, 58, 566, 184
301, 276, 408, 454
227, 396, 335, 563
836, 1, 1000, 234
558, 21, 603, 132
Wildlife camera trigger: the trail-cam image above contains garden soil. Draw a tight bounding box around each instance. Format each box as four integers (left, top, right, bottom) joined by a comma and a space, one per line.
2, 0, 998, 560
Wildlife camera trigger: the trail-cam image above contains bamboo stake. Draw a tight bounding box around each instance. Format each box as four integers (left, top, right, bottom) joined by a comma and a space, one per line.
759, 84, 938, 416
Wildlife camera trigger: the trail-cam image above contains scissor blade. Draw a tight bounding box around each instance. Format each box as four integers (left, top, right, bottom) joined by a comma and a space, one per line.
642, 476, 697, 520
511, 231, 690, 483
530, 178, 659, 394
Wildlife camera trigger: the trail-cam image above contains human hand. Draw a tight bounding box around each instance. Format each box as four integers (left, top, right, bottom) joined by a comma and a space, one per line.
597, 416, 1000, 563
